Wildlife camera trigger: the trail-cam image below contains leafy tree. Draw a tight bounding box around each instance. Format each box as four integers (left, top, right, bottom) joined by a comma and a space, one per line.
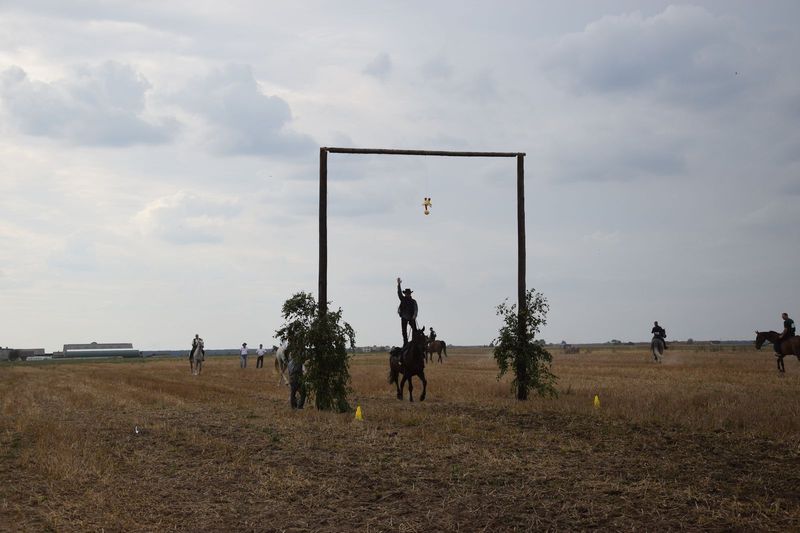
493, 288, 556, 400
275, 292, 355, 412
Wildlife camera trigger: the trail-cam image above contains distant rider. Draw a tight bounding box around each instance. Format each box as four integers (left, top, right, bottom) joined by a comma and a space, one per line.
397, 277, 418, 346
190, 334, 204, 359
775, 312, 796, 354
651, 321, 667, 350
429, 328, 437, 342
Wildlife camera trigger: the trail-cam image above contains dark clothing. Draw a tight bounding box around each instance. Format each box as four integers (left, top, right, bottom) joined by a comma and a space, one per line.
429, 329, 437, 342
397, 285, 418, 320
256, 355, 264, 368
776, 317, 796, 355
397, 282, 418, 345
651, 325, 667, 349
401, 317, 417, 346
288, 359, 306, 409
783, 318, 796, 338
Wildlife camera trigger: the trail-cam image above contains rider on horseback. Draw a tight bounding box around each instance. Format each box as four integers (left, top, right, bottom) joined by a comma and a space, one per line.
651, 321, 667, 350
190, 334, 204, 359
775, 312, 796, 355
429, 328, 436, 342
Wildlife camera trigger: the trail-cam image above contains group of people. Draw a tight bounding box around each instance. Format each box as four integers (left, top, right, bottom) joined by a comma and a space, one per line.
189, 335, 306, 408
191, 336, 271, 368
238, 342, 270, 369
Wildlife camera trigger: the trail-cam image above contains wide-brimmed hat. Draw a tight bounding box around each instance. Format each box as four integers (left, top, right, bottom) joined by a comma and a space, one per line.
403, 288, 413, 294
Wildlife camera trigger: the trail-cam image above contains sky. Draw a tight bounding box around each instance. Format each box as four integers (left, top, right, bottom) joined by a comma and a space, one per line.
1, 1, 798, 351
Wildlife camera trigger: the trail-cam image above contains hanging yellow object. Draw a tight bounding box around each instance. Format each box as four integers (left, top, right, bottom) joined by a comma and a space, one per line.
355, 405, 364, 421
593, 395, 600, 409
422, 197, 432, 216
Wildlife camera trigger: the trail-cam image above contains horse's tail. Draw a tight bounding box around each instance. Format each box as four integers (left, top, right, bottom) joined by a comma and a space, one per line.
388, 364, 398, 385
443, 343, 448, 358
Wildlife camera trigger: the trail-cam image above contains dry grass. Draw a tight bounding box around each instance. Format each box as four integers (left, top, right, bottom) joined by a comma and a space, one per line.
2, 346, 800, 531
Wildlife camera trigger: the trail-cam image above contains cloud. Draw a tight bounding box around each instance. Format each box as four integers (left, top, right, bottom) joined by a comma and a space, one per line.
551, 128, 687, 183
172, 64, 314, 156
0, 62, 177, 145
419, 56, 453, 82
47, 233, 97, 272
363, 52, 392, 80
134, 191, 240, 245
545, 5, 750, 108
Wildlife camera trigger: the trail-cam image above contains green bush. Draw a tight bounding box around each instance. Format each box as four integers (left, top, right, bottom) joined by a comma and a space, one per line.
493, 288, 556, 400
275, 292, 355, 412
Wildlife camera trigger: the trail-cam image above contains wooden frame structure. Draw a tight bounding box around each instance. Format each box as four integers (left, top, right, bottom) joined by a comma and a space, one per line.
318, 147, 527, 336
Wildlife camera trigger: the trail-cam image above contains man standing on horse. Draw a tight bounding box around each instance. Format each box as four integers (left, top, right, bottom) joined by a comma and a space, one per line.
651, 321, 667, 350
397, 277, 418, 346
775, 312, 796, 354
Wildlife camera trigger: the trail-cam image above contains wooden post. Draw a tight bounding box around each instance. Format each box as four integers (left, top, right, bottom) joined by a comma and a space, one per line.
318, 147, 528, 390
319, 147, 328, 316
516, 154, 527, 400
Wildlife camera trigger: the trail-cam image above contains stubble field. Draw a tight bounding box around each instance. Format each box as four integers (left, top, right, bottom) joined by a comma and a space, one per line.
2, 345, 800, 531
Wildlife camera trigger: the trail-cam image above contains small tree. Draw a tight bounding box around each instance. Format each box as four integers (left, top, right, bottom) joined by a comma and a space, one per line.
493, 288, 556, 400
275, 292, 355, 412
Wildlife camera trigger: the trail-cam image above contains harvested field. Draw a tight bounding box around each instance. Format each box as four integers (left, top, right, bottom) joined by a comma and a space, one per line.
2, 346, 800, 531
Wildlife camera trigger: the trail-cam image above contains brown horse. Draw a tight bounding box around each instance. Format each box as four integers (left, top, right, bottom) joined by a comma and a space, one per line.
754, 331, 800, 373
426, 339, 447, 363
389, 326, 428, 401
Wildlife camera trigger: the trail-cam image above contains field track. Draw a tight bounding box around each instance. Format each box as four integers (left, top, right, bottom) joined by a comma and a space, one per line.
2, 346, 800, 531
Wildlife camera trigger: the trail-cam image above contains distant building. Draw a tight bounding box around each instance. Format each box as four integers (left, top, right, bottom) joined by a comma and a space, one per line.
61, 342, 140, 358
0, 348, 45, 361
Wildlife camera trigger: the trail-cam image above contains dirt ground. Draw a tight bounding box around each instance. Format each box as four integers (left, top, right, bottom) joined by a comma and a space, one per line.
2, 346, 800, 531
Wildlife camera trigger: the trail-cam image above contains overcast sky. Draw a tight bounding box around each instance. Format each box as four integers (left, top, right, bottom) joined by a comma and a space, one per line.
1, 1, 798, 351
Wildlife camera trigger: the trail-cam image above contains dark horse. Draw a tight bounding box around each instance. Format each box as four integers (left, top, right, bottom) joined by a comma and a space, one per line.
755, 331, 800, 373
389, 326, 428, 401
426, 339, 447, 363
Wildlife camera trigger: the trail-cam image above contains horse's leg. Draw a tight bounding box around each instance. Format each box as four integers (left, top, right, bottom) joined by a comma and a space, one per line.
396, 371, 403, 399
419, 370, 427, 401
407, 375, 414, 402
399, 374, 408, 400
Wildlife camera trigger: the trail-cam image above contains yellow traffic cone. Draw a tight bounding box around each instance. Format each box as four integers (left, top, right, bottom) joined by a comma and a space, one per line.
593, 395, 600, 409
355, 405, 363, 421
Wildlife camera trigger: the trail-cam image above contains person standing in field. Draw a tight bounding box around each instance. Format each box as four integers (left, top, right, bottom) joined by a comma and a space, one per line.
240, 342, 248, 368
651, 321, 667, 349
288, 353, 306, 409
397, 277, 418, 346
256, 343, 266, 368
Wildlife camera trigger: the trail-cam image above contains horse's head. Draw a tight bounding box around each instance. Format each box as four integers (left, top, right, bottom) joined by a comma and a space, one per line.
409, 326, 427, 358
754, 330, 775, 350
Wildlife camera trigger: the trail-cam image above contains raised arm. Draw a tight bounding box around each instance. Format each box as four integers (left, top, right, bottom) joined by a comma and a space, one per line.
397, 277, 403, 300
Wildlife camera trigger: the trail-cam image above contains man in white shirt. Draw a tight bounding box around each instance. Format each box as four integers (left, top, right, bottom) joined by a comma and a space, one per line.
239, 342, 248, 368
256, 343, 267, 368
